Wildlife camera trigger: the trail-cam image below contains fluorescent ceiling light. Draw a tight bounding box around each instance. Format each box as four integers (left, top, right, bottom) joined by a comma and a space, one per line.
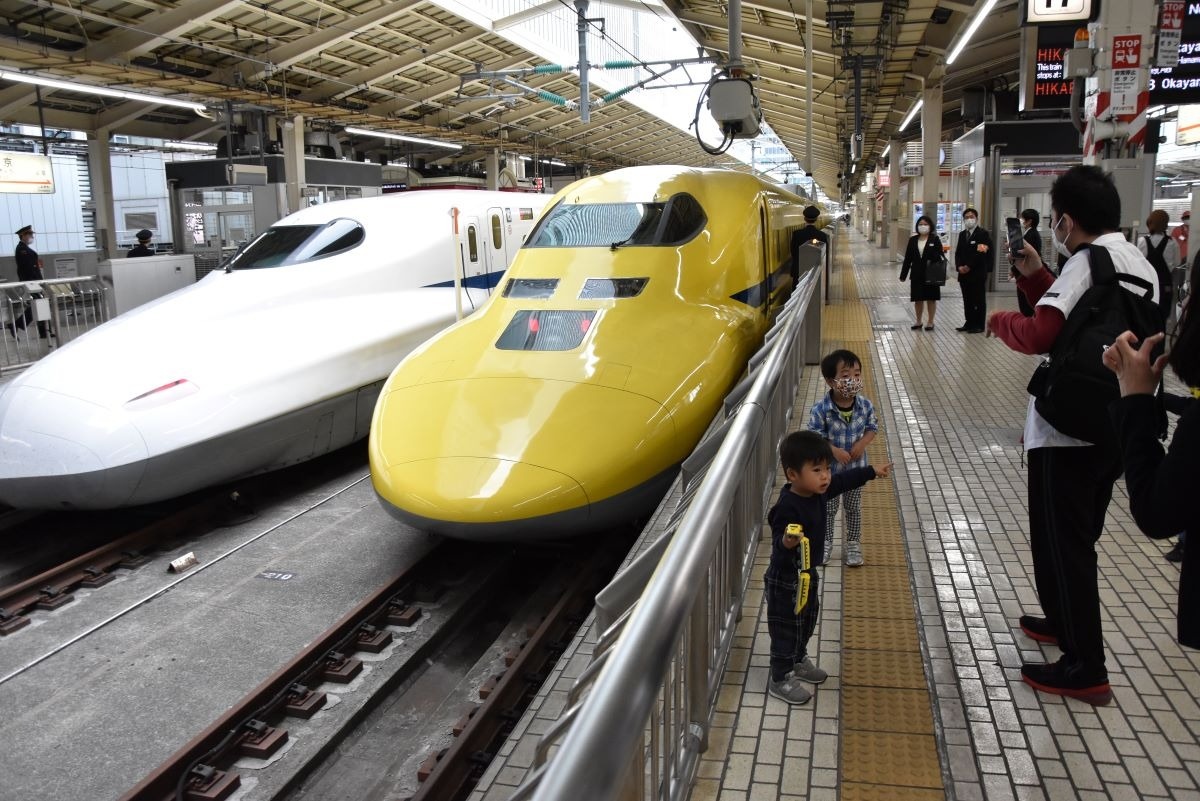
519, 155, 567, 166
946, 0, 1000, 65
899, 99, 924, 131
0, 68, 207, 112
881, 144, 891, 159
165, 141, 217, 151
343, 126, 462, 151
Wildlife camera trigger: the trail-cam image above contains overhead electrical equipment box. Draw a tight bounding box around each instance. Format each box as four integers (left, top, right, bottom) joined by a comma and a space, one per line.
708, 78, 762, 139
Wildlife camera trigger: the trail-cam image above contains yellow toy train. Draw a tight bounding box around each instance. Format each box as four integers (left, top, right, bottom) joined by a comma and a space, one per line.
369, 165, 827, 539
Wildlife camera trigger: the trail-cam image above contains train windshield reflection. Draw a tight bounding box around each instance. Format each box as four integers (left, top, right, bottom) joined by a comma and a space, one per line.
227, 218, 365, 269
526, 193, 705, 248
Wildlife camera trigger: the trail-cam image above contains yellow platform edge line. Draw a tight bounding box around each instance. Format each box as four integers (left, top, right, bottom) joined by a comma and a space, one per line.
823, 243, 944, 793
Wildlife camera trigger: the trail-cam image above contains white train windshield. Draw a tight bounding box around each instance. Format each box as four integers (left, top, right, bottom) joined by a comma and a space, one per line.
526, 193, 705, 249
226, 218, 365, 269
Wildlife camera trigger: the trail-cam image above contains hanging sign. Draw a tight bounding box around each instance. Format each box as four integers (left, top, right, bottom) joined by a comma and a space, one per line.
1110, 35, 1142, 114
0, 152, 54, 194
1159, 1, 1186, 68
1025, 0, 1095, 25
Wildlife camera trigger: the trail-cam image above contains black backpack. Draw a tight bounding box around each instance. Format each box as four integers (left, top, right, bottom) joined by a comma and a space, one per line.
1026, 244, 1163, 443
1142, 235, 1173, 319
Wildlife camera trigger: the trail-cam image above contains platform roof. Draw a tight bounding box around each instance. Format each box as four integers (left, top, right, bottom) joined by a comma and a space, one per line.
0, 0, 1025, 196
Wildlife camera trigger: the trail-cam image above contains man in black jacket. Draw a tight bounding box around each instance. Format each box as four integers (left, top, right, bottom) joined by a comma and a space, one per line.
954, 207, 992, 332
789, 206, 828, 286
10, 224, 48, 338
127, 229, 155, 258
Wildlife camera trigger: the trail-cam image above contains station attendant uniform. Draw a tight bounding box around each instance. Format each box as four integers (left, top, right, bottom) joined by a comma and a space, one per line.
11, 225, 47, 337
127, 229, 155, 258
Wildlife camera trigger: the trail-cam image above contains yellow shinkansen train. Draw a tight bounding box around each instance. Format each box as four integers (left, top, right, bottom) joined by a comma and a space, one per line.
369, 165, 827, 539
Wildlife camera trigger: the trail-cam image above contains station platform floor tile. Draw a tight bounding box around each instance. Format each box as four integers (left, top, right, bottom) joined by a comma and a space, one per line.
694, 227, 1200, 801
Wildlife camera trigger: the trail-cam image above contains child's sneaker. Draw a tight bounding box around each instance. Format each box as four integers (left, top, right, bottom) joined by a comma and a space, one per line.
791, 656, 828, 684
823, 541, 833, 564
768, 678, 812, 705
845, 541, 864, 567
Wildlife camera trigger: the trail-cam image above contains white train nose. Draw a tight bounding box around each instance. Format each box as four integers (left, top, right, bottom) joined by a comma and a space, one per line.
0, 384, 148, 509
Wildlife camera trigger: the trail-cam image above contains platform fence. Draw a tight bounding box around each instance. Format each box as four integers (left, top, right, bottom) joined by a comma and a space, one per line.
0, 278, 110, 373
509, 233, 829, 801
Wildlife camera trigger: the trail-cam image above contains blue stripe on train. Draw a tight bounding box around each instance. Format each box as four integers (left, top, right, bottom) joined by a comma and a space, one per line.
425, 271, 505, 290
730, 263, 793, 307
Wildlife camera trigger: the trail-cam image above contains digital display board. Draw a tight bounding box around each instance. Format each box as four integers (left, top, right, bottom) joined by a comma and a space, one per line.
1150, 2, 1200, 104
1024, 24, 1077, 110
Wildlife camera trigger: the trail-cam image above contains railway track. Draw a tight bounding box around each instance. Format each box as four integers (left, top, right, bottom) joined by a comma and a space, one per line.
119, 534, 633, 801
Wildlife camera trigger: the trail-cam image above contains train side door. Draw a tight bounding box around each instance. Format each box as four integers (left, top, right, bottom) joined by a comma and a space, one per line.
487, 207, 509, 276
460, 216, 482, 284
760, 204, 771, 307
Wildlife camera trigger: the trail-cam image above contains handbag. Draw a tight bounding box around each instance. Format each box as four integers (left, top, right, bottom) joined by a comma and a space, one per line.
924, 252, 948, 286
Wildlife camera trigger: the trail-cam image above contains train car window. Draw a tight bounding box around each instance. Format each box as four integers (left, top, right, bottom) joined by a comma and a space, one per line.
525, 194, 704, 248
496, 310, 596, 351
226, 219, 364, 269
503, 278, 559, 298
491, 214, 503, 249
467, 226, 479, 263
579, 278, 648, 299
658, 194, 707, 245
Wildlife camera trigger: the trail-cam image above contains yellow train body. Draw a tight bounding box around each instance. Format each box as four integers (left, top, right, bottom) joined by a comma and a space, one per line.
369, 166, 822, 538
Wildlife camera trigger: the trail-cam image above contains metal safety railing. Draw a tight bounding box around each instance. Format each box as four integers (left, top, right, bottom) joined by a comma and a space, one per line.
1, 277, 110, 372
509, 255, 825, 801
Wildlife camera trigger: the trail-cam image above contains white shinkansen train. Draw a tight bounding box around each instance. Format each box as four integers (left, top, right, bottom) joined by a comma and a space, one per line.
0, 189, 549, 509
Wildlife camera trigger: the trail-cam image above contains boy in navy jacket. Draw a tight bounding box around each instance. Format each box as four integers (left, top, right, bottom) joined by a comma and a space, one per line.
765, 431, 892, 704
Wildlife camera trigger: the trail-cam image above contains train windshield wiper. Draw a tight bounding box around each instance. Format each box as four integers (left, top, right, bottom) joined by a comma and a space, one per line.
610, 235, 635, 251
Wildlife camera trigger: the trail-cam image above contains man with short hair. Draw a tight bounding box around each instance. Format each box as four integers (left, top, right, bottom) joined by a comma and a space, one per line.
987, 165, 1161, 706
954, 207, 991, 332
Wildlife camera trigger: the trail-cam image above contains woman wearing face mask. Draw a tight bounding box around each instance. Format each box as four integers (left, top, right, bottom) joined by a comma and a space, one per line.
899, 215, 944, 330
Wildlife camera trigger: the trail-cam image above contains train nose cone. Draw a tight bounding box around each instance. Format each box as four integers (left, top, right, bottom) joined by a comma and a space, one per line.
373, 456, 588, 538
370, 377, 676, 539
0, 385, 148, 509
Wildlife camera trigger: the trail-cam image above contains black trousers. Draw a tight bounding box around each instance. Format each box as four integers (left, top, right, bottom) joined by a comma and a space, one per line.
1027, 444, 1122, 677
960, 278, 987, 329
766, 567, 821, 681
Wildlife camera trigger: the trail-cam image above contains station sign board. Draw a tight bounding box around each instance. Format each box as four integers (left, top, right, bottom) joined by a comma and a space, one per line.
1021, 23, 1076, 110
0, 152, 54, 194
1024, 0, 1096, 25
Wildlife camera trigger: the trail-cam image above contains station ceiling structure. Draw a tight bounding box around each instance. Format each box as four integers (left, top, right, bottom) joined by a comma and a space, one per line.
0, 0, 1026, 196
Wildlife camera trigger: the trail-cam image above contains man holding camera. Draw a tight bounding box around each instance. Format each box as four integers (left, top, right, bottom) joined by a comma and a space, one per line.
986, 165, 1160, 706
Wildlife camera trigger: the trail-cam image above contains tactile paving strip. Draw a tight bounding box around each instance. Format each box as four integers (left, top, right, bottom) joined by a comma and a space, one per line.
842, 731, 943, 787
842, 687, 936, 734
830, 243, 944, 798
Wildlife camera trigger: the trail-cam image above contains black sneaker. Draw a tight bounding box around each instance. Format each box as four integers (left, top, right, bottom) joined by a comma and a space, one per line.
1021, 660, 1112, 706
1019, 615, 1059, 645
1166, 540, 1185, 563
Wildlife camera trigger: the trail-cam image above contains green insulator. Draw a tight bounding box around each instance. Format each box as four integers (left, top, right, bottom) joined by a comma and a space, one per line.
601, 86, 636, 103
602, 60, 639, 69
537, 89, 569, 106
532, 64, 565, 74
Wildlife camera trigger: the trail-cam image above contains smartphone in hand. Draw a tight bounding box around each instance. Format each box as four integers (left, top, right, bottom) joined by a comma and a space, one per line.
1006, 217, 1024, 258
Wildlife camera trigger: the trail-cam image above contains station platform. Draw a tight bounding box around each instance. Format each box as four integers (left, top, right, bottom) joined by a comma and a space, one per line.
475, 226, 1200, 801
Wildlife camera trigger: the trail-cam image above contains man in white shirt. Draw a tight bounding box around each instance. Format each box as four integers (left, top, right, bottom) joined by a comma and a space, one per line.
987, 165, 1160, 706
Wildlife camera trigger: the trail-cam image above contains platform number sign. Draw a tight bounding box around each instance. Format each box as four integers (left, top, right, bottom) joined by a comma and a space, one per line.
1025, 0, 1094, 25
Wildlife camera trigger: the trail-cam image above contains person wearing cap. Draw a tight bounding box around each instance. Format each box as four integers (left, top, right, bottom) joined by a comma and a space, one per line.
127, 229, 155, 258
789, 206, 829, 286
9, 225, 48, 338
1172, 210, 1189, 266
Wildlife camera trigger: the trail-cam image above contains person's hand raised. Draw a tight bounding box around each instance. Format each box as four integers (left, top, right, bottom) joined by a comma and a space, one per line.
1102, 330, 1167, 397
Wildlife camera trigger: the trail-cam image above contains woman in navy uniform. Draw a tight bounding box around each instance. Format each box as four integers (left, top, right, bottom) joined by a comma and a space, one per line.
127, 229, 155, 258
11, 225, 48, 338
899, 215, 944, 330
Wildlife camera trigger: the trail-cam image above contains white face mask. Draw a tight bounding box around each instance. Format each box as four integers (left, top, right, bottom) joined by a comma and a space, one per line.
1051, 214, 1073, 258
917, 224, 931, 235
964, 218, 977, 230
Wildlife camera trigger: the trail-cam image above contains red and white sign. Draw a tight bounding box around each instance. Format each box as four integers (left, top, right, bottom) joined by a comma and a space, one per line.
1158, 1, 1185, 68
1112, 35, 1142, 68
